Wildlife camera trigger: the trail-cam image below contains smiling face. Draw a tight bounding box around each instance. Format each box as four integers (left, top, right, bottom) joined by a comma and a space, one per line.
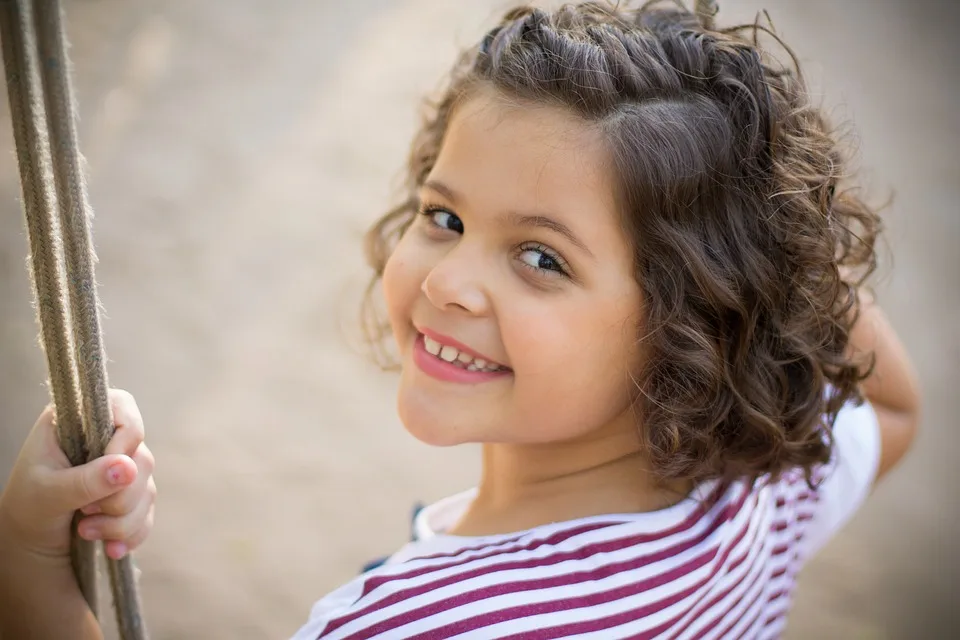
382, 88, 644, 447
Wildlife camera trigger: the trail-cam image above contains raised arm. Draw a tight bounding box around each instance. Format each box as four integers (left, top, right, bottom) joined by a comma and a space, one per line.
849, 293, 922, 481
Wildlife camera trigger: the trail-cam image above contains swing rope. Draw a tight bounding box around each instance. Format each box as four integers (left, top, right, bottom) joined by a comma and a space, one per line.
0, 0, 147, 637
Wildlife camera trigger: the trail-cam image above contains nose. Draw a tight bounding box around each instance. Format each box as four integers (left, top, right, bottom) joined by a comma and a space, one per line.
421, 245, 490, 316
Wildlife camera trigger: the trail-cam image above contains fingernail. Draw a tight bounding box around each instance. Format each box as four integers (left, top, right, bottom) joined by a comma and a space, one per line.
79, 525, 100, 541
110, 543, 128, 559
107, 462, 128, 485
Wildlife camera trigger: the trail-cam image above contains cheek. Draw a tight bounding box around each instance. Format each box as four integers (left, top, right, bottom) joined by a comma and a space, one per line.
382, 238, 423, 332
503, 297, 641, 438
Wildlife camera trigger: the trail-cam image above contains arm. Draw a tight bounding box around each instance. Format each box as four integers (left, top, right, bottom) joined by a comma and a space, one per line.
849, 292, 922, 481
0, 523, 103, 640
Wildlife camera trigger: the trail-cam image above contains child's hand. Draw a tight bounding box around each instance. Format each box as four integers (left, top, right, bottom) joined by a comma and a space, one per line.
0, 389, 156, 562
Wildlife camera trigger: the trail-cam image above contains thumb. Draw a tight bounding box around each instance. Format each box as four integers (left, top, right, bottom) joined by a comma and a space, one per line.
47, 454, 137, 513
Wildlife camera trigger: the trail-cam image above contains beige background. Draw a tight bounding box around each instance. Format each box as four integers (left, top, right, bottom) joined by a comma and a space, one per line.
1, 1, 957, 637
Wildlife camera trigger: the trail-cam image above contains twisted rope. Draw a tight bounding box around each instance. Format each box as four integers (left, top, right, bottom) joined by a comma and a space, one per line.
0, 0, 147, 637
695, 0, 719, 30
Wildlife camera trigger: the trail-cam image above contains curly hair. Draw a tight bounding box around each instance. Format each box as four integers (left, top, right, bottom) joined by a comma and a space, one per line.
362, 1, 881, 485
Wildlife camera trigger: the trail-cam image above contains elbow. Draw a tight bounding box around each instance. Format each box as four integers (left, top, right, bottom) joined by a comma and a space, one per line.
874, 385, 922, 482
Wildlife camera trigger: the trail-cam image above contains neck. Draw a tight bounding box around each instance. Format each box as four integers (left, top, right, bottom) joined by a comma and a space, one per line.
448, 415, 692, 537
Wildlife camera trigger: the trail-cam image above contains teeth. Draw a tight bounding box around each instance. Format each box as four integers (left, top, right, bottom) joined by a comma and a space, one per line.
422, 334, 506, 372
424, 336, 442, 356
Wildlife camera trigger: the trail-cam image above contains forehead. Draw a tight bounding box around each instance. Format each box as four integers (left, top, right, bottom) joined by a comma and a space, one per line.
431, 89, 618, 215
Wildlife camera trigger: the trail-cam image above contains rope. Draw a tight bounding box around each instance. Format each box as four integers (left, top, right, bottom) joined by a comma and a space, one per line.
695, 0, 719, 30
0, 0, 147, 637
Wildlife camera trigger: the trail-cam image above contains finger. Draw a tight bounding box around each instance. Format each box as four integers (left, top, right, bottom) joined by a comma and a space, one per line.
30, 404, 73, 470
104, 389, 145, 457
95, 467, 155, 518
46, 454, 137, 513
104, 540, 129, 560
77, 491, 152, 543
105, 506, 155, 558
123, 509, 154, 552
80, 444, 154, 516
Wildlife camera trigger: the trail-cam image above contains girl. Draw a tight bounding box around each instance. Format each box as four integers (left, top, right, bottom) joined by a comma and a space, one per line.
0, 2, 920, 638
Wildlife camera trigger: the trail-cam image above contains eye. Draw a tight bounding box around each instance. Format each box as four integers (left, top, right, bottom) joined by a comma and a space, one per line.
420, 205, 464, 234
517, 243, 569, 277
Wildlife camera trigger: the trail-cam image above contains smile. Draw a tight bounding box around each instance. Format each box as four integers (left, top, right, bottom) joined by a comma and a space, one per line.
412, 332, 512, 384
422, 334, 506, 372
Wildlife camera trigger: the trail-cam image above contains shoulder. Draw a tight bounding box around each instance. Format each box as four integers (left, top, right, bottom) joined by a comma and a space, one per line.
296, 480, 774, 638
768, 399, 882, 559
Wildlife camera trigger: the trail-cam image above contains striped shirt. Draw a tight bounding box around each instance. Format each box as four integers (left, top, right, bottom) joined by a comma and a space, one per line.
293, 401, 880, 639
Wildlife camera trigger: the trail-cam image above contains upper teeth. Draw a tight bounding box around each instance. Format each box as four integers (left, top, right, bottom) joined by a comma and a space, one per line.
423, 336, 503, 372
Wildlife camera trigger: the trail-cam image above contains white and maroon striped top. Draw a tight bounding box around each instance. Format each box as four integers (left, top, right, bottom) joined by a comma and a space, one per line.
293, 401, 880, 640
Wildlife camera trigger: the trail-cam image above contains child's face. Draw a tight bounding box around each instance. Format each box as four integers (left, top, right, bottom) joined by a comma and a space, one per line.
383, 89, 644, 447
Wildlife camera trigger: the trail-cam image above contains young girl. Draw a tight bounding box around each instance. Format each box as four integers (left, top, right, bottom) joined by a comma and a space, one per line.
0, 2, 921, 638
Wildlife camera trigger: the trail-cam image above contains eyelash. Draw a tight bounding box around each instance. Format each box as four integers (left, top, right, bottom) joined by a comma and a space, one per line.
416, 203, 571, 279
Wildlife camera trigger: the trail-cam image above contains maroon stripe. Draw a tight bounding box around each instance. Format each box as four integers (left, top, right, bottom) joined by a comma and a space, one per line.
494, 499, 765, 640
493, 581, 706, 640
671, 522, 771, 638
359, 522, 616, 598
706, 566, 771, 640
690, 528, 787, 640
732, 592, 768, 640
770, 566, 787, 579
763, 597, 790, 624
767, 588, 788, 602
414, 532, 529, 561
764, 609, 787, 627
411, 520, 622, 562
350, 492, 756, 640
736, 586, 791, 639
323, 484, 735, 636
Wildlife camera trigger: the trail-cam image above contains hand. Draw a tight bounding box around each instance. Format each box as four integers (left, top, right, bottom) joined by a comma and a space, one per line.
0, 389, 156, 561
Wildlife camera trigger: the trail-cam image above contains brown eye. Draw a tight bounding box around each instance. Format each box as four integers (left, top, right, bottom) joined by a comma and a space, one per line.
422, 207, 464, 234
517, 243, 569, 277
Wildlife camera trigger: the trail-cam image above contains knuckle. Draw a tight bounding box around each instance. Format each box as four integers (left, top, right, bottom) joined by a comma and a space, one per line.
138, 445, 156, 474
76, 469, 96, 504
109, 388, 133, 404
107, 515, 137, 541
97, 493, 124, 516
127, 515, 153, 550
101, 486, 141, 516
109, 389, 144, 432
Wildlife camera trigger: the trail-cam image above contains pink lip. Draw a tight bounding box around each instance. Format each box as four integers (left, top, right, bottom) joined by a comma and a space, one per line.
412, 334, 512, 384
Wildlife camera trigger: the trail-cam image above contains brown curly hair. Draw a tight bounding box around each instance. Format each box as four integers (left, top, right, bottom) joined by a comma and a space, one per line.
362, 1, 881, 485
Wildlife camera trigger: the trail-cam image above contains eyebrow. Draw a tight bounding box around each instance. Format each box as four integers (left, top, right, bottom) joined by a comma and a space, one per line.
422, 179, 595, 259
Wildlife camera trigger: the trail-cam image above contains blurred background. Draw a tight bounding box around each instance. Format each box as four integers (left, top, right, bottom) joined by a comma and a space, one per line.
0, 0, 957, 637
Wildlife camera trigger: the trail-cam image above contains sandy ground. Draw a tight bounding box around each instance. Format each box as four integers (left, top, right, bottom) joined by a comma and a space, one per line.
1, 1, 957, 638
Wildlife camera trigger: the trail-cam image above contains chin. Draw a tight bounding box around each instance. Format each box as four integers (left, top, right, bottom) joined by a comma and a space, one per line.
399, 416, 467, 447
396, 396, 469, 447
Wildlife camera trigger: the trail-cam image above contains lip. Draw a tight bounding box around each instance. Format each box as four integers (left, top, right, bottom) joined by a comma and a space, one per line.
417, 327, 507, 368
412, 334, 512, 384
